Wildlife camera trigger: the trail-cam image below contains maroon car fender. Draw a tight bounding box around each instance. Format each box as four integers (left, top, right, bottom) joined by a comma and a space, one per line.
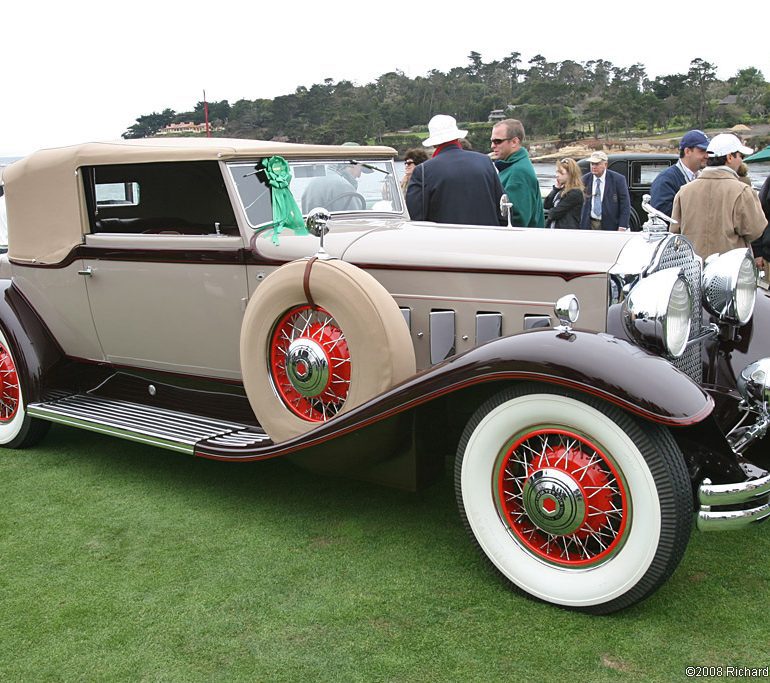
198, 327, 713, 462
394, 326, 714, 427
0, 280, 64, 404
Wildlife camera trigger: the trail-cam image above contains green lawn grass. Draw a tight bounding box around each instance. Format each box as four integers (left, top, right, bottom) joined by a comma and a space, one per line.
2, 425, 769, 682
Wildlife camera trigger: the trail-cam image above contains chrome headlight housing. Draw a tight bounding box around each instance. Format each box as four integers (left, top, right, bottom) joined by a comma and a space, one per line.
702, 248, 756, 325
622, 268, 692, 357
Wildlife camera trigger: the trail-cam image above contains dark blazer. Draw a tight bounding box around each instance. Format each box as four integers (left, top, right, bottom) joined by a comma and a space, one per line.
544, 187, 583, 229
406, 145, 506, 226
649, 163, 687, 219
580, 169, 631, 230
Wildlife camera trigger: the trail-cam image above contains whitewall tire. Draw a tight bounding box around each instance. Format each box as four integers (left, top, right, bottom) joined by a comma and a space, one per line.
455, 383, 692, 614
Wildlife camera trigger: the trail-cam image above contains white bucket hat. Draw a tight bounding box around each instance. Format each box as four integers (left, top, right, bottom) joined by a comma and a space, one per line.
422, 115, 467, 147
707, 133, 753, 157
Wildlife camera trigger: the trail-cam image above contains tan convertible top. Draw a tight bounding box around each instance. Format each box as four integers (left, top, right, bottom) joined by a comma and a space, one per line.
2, 138, 396, 264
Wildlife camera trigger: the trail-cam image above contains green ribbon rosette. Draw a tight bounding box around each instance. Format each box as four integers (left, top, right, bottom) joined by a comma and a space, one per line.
261, 156, 308, 245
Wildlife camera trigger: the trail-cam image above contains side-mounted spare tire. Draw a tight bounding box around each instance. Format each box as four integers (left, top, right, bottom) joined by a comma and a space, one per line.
240, 258, 416, 443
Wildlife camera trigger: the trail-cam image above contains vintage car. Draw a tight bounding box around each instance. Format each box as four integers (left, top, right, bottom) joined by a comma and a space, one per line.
1, 138, 769, 615
578, 152, 678, 231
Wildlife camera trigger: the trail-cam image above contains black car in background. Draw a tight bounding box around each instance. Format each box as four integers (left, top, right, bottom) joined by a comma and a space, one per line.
578, 153, 677, 231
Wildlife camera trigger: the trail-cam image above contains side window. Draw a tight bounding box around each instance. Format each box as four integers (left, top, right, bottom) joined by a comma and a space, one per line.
630, 162, 674, 187
85, 161, 239, 236
95, 181, 140, 206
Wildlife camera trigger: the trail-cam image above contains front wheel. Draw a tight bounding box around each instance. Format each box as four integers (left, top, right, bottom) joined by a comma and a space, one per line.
455, 383, 692, 614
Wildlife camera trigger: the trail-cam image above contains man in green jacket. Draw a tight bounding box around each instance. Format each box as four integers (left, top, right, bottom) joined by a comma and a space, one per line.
490, 119, 545, 227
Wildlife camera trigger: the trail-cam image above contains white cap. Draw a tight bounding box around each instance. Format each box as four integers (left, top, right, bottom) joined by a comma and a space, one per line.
706, 133, 753, 157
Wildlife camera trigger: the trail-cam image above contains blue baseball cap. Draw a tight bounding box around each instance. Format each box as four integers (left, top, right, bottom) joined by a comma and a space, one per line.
679, 130, 709, 150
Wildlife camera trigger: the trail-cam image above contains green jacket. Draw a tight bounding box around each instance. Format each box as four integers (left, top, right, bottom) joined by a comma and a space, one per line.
495, 148, 545, 227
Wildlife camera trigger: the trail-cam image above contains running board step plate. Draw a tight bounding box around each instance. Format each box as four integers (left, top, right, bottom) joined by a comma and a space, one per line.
27, 394, 269, 454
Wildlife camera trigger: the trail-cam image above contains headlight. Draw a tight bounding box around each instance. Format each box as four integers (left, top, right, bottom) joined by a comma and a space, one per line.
702, 249, 756, 325
622, 268, 692, 357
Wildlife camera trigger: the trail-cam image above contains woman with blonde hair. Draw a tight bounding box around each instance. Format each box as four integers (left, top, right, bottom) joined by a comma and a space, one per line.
544, 157, 584, 229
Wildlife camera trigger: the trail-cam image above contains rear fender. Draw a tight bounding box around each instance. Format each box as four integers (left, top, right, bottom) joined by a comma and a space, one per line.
0, 280, 64, 403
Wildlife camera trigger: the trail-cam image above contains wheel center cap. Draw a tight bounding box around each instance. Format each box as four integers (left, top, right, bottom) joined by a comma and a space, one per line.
286, 338, 330, 397
522, 468, 586, 535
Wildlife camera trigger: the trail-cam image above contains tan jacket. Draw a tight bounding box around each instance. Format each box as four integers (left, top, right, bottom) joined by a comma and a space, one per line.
671, 166, 766, 259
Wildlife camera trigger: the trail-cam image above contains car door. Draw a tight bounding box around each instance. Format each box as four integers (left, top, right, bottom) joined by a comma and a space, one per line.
81, 161, 250, 380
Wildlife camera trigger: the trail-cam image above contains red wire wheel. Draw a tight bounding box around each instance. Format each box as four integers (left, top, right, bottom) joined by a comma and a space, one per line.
496, 428, 629, 567
0, 341, 20, 423
269, 305, 351, 422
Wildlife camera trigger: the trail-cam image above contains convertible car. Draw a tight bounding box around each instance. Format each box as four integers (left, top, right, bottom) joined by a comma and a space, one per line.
1, 138, 769, 614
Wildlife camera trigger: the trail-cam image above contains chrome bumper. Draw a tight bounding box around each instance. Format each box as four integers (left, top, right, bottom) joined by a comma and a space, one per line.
697, 474, 770, 531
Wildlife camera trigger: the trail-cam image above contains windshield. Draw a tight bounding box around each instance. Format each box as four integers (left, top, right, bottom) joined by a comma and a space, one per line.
228, 159, 402, 228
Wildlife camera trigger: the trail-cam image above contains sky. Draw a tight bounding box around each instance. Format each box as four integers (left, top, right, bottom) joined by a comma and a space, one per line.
2, 0, 769, 157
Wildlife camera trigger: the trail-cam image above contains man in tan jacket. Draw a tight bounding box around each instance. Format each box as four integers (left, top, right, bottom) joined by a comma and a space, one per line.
671, 133, 766, 260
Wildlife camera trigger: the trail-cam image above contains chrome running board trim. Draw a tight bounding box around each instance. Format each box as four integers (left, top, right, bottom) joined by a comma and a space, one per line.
28, 394, 268, 455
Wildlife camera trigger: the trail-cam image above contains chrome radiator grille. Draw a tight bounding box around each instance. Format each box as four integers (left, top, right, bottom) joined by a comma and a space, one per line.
647, 235, 703, 383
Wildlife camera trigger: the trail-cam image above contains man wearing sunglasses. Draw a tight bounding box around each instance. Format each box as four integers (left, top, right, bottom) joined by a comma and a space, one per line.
489, 119, 545, 227
671, 133, 766, 259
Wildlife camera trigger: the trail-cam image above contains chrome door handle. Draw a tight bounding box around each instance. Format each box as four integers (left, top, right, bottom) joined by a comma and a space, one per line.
78, 267, 93, 277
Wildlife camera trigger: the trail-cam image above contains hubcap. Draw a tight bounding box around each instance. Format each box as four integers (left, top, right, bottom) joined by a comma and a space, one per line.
286, 338, 330, 397
522, 468, 586, 535
0, 343, 20, 422
269, 305, 351, 422
496, 429, 628, 567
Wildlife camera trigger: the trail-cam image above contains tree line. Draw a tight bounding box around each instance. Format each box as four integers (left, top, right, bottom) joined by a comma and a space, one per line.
122, 53, 769, 145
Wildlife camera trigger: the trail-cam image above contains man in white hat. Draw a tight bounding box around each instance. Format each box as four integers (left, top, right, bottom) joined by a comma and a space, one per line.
671, 133, 766, 260
406, 115, 505, 226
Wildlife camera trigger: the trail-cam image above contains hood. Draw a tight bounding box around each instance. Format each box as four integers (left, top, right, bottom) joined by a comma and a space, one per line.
345, 222, 637, 275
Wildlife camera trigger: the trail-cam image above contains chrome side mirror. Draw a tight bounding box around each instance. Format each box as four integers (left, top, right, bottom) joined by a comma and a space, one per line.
499, 194, 513, 228
554, 294, 580, 332
306, 208, 332, 258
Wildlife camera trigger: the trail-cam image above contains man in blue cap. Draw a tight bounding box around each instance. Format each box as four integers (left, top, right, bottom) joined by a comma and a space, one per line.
649, 130, 709, 219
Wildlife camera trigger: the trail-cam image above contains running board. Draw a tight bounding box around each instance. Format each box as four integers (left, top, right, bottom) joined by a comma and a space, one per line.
27, 394, 270, 454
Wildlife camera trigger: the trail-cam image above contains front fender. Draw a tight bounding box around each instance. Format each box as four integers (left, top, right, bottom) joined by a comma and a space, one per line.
412, 327, 713, 427
198, 327, 713, 463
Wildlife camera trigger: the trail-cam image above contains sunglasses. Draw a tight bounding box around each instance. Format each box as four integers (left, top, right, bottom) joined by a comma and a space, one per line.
490, 138, 512, 146
404, 159, 415, 166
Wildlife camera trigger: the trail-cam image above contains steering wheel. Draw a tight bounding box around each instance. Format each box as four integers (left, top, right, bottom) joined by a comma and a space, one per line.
326, 192, 366, 211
